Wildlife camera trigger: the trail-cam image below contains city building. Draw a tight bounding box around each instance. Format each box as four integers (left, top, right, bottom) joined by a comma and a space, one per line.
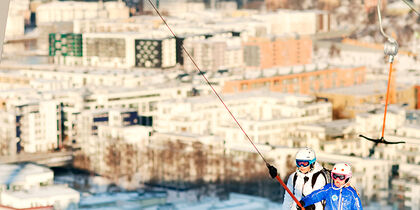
143, 0, 206, 16
147, 132, 225, 184
82, 32, 176, 68
391, 164, 420, 210
155, 91, 332, 146
222, 66, 366, 95
0, 163, 53, 191
0, 1, 9, 62
0, 71, 30, 91
5, 0, 28, 40
0, 185, 79, 210
49, 33, 83, 66
78, 123, 152, 184
0, 164, 79, 209
0, 111, 16, 156
255, 10, 333, 35
317, 81, 415, 119
135, 37, 176, 68
243, 35, 312, 69
364, 0, 387, 13
183, 39, 227, 72
290, 119, 365, 155
0, 99, 65, 153
35, 1, 129, 25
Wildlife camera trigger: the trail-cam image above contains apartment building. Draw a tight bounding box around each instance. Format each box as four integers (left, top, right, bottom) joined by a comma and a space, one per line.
243, 35, 312, 69
222, 66, 366, 95
83, 32, 131, 68
2, 100, 64, 153
49, 33, 83, 66
183, 39, 227, 72
318, 81, 414, 119
155, 91, 331, 146
48, 32, 177, 68
290, 119, 367, 155
36, 1, 129, 25
80, 124, 152, 184
391, 164, 420, 210
4, 0, 28, 40
135, 37, 176, 68
18, 68, 163, 89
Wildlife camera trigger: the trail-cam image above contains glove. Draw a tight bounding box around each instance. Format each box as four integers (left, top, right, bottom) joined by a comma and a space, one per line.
297, 200, 305, 210
266, 164, 277, 179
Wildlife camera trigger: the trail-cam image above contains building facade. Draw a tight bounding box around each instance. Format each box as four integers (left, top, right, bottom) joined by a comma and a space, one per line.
222, 66, 366, 95
243, 36, 312, 69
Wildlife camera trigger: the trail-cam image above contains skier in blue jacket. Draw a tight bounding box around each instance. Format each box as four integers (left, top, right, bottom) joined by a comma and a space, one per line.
297, 163, 362, 210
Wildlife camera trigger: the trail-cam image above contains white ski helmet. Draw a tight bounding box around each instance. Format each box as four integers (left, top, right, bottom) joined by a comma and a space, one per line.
332, 163, 352, 179
296, 147, 316, 161
295, 147, 316, 168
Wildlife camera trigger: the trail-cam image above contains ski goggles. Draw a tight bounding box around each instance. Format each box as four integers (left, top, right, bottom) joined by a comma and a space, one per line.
331, 173, 348, 181
296, 159, 315, 167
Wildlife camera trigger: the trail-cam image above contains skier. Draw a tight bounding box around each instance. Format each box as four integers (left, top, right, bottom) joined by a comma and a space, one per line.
268, 148, 329, 210
297, 163, 363, 210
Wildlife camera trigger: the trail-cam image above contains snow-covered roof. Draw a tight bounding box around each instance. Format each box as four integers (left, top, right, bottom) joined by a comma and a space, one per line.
2, 185, 79, 199
0, 163, 53, 185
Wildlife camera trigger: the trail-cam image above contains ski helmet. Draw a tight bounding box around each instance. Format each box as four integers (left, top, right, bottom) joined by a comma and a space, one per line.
331, 163, 352, 183
295, 147, 316, 168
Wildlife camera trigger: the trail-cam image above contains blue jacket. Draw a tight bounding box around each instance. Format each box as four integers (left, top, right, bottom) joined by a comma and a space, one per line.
301, 183, 363, 210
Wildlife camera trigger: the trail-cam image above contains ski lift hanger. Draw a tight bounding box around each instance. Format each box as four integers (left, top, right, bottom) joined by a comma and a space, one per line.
358, 0, 415, 154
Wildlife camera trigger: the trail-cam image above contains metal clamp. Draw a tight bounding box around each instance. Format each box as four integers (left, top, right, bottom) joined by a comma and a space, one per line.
378, 0, 399, 63
384, 40, 398, 63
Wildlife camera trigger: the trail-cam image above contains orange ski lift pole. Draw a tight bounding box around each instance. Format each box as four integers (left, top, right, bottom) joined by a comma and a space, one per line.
359, 0, 405, 148
146, 0, 304, 209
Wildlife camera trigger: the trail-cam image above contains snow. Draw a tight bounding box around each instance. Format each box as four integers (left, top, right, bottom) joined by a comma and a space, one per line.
3, 185, 79, 199
79, 192, 140, 206
144, 193, 282, 210
0, 163, 53, 185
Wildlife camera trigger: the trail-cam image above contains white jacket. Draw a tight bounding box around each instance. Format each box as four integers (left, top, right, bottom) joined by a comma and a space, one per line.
282, 162, 327, 210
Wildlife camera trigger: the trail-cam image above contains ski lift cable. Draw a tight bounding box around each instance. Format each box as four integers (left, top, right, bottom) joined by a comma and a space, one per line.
145, 0, 267, 165
359, 0, 405, 149
401, 0, 420, 16
146, 0, 305, 209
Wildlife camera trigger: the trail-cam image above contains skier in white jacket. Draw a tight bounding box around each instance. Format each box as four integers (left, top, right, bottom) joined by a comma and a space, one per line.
282, 148, 328, 210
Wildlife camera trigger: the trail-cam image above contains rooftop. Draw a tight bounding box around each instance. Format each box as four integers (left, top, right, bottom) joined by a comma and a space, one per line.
320, 81, 408, 96
0, 163, 53, 185
2, 185, 79, 199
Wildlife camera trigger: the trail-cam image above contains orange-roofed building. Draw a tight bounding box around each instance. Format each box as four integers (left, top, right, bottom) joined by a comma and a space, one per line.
364, 0, 387, 13
243, 36, 312, 70
223, 66, 366, 95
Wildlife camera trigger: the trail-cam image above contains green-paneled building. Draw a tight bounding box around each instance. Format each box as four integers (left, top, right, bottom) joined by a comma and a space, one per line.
49, 33, 83, 57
